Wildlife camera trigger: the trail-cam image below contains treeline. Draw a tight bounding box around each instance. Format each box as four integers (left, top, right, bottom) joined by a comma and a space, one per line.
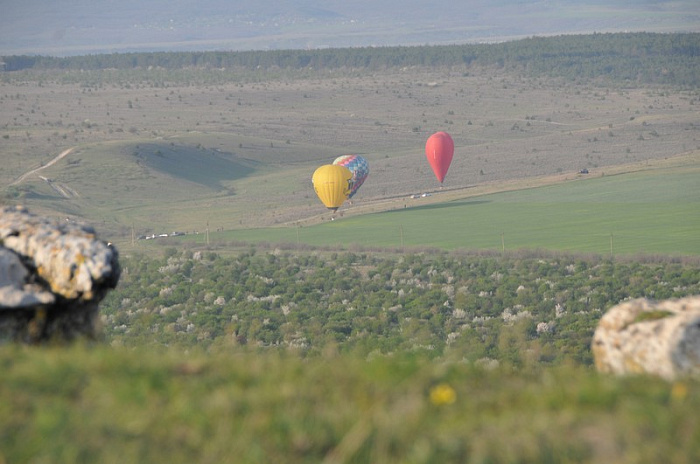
101, 248, 700, 367
3, 32, 700, 86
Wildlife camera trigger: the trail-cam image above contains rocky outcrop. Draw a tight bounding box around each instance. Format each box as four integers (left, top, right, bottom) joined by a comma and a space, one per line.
592, 296, 700, 380
0, 206, 120, 343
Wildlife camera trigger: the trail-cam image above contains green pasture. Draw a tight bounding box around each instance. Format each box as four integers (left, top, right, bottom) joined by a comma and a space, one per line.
207, 166, 700, 256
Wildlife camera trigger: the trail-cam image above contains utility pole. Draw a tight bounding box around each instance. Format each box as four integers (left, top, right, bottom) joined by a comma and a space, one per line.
610, 233, 614, 259
501, 232, 505, 254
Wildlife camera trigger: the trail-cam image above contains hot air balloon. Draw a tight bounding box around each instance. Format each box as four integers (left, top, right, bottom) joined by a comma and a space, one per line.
312, 164, 352, 212
425, 131, 454, 184
332, 155, 369, 199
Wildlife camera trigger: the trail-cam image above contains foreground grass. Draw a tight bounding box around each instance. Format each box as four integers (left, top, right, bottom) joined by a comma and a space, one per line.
2, 345, 698, 463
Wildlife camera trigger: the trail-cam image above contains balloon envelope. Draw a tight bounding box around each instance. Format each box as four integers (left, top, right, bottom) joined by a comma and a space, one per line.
425, 131, 454, 183
332, 155, 370, 199
312, 164, 352, 211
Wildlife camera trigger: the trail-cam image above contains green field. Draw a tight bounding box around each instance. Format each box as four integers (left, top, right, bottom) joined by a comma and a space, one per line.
4, 43, 700, 256
203, 165, 700, 256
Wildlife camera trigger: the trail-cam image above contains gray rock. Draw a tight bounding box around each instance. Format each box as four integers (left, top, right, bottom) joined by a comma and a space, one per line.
592, 296, 700, 380
0, 206, 120, 343
0, 248, 55, 308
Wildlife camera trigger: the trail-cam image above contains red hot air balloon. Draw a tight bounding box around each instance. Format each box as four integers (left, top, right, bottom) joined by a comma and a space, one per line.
425, 131, 454, 184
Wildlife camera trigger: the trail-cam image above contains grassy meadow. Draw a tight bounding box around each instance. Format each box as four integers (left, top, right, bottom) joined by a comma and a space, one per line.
183, 155, 700, 256
3, 345, 699, 464
3, 63, 700, 250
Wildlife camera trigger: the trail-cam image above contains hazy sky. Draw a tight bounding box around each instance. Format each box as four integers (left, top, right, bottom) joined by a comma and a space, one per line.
1, 0, 698, 56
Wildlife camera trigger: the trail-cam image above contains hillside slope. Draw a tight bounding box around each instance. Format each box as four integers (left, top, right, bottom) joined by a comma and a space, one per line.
2, 35, 699, 246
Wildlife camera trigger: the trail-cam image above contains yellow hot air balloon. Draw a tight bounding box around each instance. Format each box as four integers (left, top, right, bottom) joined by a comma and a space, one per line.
312, 164, 352, 212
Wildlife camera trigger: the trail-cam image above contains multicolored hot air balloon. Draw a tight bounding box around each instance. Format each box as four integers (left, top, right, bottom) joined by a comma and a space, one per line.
332, 155, 369, 199
425, 131, 454, 184
312, 164, 352, 212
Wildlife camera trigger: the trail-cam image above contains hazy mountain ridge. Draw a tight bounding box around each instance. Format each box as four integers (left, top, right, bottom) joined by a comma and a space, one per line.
2, 0, 698, 56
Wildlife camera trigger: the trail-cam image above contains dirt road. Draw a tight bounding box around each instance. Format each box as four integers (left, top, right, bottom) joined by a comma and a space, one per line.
10, 147, 75, 186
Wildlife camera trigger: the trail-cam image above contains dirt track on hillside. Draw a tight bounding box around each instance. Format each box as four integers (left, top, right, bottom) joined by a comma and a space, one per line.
10, 147, 75, 186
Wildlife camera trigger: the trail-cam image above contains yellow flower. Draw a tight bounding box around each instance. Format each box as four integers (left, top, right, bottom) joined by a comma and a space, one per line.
429, 383, 456, 406
671, 381, 688, 403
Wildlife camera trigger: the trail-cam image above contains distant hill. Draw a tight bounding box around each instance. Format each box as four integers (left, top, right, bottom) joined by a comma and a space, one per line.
2, 33, 698, 246
1, 0, 699, 56
5, 33, 699, 87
